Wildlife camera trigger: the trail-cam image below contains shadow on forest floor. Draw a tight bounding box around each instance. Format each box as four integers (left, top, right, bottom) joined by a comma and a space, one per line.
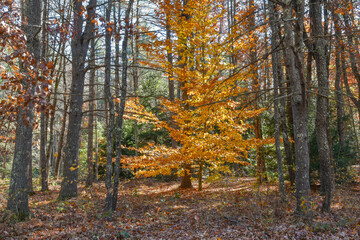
0, 177, 359, 239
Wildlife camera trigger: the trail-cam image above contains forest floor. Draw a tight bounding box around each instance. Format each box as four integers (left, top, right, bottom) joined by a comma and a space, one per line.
0, 177, 359, 239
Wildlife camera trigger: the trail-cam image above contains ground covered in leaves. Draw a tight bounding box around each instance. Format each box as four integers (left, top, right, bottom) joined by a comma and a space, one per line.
0, 177, 360, 239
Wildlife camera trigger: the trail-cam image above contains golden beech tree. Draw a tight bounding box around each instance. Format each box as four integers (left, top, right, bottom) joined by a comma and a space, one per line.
124, 0, 272, 189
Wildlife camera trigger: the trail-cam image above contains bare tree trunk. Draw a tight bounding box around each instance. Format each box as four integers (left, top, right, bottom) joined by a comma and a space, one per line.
283, 0, 311, 216
86, 38, 96, 187
7, 0, 41, 219
55, 97, 68, 178
39, 0, 49, 192
178, 0, 193, 189
112, 0, 135, 212
332, 9, 346, 148
104, 0, 115, 216
269, 0, 286, 198
248, 0, 265, 183
166, 18, 177, 149
310, 0, 332, 212
280, 52, 295, 187
58, 0, 96, 200
28, 148, 34, 195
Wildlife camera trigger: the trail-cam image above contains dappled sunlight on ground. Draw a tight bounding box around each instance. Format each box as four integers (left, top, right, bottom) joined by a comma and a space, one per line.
0, 177, 359, 239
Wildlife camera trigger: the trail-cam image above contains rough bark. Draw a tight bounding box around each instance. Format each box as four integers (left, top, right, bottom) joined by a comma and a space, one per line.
332, 9, 346, 148
39, 0, 49, 192
7, 0, 41, 219
310, 0, 332, 212
269, 0, 286, 198
58, 0, 96, 200
28, 148, 34, 196
40, 111, 48, 191
283, 0, 311, 216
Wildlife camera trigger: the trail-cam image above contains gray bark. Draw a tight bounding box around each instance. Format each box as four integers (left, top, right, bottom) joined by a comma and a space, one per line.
269, 0, 286, 198
39, 0, 49, 192
104, 0, 115, 215
58, 0, 97, 200
283, 0, 311, 215
7, 0, 41, 219
332, 10, 346, 148
113, 0, 135, 211
310, 0, 332, 212
86, 38, 96, 187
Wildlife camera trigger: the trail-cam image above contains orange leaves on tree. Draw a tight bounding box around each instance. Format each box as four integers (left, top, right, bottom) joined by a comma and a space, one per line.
123, 0, 271, 180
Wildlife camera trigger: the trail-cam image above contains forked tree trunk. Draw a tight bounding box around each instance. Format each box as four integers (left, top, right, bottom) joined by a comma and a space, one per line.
283, 0, 311, 216
113, 0, 135, 210
58, 0, 96, 200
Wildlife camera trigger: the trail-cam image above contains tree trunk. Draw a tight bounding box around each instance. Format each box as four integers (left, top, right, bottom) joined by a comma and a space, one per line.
39, 0, 49, 192
269, 0, 286, 198
104, 0, 115, 216
28, 148, 34, 196
40, 111, 48, 191
332, 9, 346, 148
280, 52, 295, 187
112, 0, 135, 212
248, 0, 265, 183
310, 0, 332, 212
86, 38, 96, 187
58, 0, 96, 200
166, 20, 177, 149
54, 97, 68, 178
7, 0, 41, 219
283, 0, 311, 216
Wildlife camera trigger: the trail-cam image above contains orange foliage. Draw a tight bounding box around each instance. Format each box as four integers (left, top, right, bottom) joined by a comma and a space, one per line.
124, 0, 272, 178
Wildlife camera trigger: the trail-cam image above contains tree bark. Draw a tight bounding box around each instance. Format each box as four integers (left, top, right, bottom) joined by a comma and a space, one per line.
54, 97, 68, 178
58, 0, 96, 200
310, 0, 332, 212
112, 0, 135, 212
269, 0, 286, 198
86, 38, 96, 187
7, 0, 41, 219
283, 0, 311, 216
39, 0, 49, 192
332, 9, 346, 148
104, 0, 115, 216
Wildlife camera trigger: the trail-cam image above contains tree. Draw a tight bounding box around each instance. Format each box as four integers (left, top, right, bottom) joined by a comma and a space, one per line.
6, 0, 41, 219
269, 0, 286, 198
58, 0, 97, 200
104, 0, 135, 217
132, 0, 267, 188
309, 0, 332, 212
282, 0, 311, 215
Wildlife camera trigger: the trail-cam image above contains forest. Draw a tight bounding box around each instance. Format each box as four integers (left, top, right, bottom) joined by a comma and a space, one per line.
0, 0, 360, 238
